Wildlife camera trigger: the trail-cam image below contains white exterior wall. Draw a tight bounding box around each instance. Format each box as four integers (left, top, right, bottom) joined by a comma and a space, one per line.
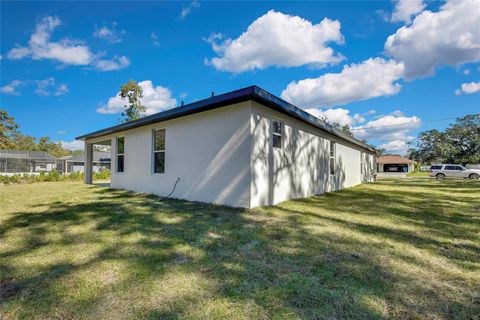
250, 102, 375, 208
86, 102, 252, 208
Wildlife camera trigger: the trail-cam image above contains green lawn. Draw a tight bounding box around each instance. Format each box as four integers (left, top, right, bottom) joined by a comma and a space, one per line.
406, 171, 430, 177
1, 179, 479, 319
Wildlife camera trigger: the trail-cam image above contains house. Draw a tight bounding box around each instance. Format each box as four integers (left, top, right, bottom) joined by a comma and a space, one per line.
0, 149, 111, 175
0, 150, 61, 175
377, 155, 415, 174
76, 86, 377, 208
60, 152, 111, 174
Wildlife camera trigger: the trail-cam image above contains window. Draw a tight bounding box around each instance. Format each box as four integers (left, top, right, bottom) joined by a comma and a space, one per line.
272, 120, 283, 149
116, 137, 125, 173
431, 165, 442, 170
329, 141, 335, 175
445, 165, 463, 171
361, 152, 365, 175
153, 129, 166, 174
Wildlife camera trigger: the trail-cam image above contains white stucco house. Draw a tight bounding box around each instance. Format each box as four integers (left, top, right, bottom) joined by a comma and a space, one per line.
77, 86, 376, 208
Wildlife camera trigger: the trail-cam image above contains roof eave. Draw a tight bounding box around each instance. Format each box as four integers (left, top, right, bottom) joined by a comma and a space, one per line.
76, 85, 376, 153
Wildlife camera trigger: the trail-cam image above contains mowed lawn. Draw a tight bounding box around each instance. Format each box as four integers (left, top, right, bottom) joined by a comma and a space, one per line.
1, 179, 479, 320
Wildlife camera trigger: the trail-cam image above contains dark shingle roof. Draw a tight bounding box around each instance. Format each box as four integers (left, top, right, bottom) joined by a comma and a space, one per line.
76, 86, 376, 152
61, 151, 111, 162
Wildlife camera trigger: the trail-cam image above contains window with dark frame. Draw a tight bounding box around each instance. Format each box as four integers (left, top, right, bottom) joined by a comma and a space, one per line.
153, 129, 166, 174
116, 137, 125, 173
361, 152, 365, 175
272, 120, 283, 149
329, 141, 335, 175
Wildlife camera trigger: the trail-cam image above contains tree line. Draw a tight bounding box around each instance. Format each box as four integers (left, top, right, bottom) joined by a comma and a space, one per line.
407, 114, 480, 165
0, 110, 81, 158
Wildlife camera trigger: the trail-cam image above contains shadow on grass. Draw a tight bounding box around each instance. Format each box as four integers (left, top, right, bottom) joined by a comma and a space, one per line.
1, 180, 479, 319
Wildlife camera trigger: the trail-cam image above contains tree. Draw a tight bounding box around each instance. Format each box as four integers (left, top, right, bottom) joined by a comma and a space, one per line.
409, 114, 480, 164
120, 80, 146, 122
0, 110, 19, 149
320, 115, 354, 137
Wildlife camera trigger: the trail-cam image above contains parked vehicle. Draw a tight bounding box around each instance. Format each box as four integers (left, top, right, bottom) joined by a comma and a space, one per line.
429, 164, 480, 179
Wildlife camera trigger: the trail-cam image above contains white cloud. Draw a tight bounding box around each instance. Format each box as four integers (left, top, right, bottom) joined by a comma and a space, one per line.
455, 81, 480, 95
8, 16, 94, 65
281, 58, 405, 107
151, 31, 160, 46
61, 140, 84, 151
385, 0, 480, 79
305, 107, 365, 127
352, 114, 421, 141
93, 22, 124, 43
97, 80, 177, 115
463, 69, 471, 75
35, 77, 68, 96
180, 1, 200, 20
379, 140, 411, 154
7, 15, 130, 72
206, 10, 345, 73
94, 55, 130, 71
1, 80, 23, 95
390, 0, 425, 23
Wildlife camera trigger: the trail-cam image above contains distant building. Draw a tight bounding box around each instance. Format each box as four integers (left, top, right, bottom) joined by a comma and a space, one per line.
377, 155, 415, 174
0, 149, 110, 175
60, 152, 110, 173
0, 150, 61, 174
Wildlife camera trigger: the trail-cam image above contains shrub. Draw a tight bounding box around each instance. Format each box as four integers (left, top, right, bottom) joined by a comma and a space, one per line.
0, 169, 110, 185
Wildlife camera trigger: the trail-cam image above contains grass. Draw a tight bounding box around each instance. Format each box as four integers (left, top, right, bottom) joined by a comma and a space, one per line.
406, 171, 430, 177
1, 179, 479, 319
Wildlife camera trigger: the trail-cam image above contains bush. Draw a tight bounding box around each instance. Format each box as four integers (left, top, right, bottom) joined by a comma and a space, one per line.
0, 169, 111, 185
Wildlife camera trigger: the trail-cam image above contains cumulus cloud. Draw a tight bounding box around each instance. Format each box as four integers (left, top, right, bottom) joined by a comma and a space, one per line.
93, 22, 125, 43
35, 77, 69, 96
7, 16, 130, 72
97, 80, 177, 115
390, 0, 425, 23
385, 0, 480, 79
379, 140, 411, 154
1, 80, 23, 95
61, 140, 84, 151
180, 1, 200, 20
206, 10, 345, 73
94, 55, 130, 71
352, 114, 421, 141
455, 81, 480, 95
305, 107, 365, 127
281, 58, 405, 108
8, 16, 94, 65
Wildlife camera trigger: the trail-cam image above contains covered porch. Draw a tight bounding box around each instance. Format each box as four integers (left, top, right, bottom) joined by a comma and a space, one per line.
83, 139, 112, 184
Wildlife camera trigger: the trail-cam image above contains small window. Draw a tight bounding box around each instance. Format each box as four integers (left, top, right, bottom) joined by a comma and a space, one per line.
445, 165, 463, 171
431, 165, 442, 170
153, 129, 166, 174
116, 137, 125, 173
272, 120, 283, 149
329, 141, 335, 175
361, 152, 365, 175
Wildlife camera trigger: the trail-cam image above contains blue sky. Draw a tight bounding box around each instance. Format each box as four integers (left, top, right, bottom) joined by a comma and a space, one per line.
1, 0, 479, 153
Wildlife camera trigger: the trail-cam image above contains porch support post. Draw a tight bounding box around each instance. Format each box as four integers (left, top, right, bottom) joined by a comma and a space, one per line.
84, 142, 93, 184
